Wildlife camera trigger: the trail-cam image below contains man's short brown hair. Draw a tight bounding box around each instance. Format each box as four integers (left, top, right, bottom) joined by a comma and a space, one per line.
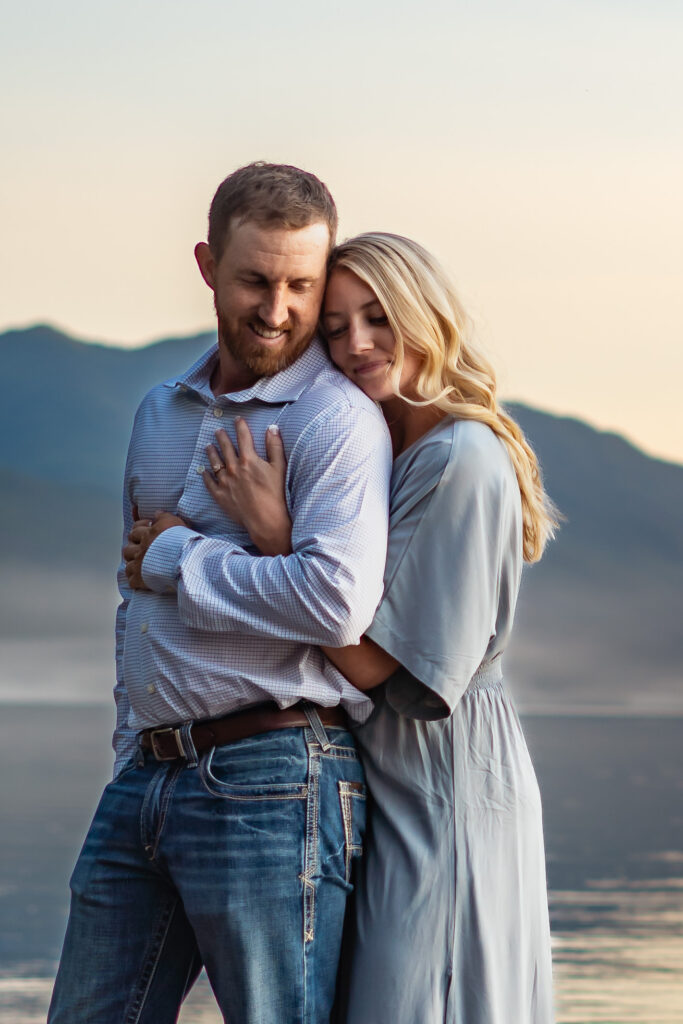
207, 162, 338, 260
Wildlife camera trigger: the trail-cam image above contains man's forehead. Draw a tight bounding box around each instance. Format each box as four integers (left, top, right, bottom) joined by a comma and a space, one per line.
224, 218, 331, 268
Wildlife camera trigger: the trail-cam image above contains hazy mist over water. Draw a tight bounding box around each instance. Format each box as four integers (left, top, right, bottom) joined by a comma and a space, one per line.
1, 707, 682, 1022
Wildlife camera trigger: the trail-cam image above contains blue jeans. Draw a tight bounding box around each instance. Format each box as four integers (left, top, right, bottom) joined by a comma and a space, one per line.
48, 717, 366, 1024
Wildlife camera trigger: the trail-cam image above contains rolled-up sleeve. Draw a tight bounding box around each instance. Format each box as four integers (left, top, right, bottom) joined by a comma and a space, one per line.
146, 403, 392, 646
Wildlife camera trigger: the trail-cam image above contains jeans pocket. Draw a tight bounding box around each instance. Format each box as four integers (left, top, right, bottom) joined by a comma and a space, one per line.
338, 780, 366, 884
200, 740, 309, 801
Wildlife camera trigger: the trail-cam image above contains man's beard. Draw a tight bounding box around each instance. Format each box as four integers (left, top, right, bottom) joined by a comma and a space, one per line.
215, 299, 314, 378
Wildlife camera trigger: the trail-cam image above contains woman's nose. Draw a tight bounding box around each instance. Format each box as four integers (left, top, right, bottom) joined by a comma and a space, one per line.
347, 322, 374, 353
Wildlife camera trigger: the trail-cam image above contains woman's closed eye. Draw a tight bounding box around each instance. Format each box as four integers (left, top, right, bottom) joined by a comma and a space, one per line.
325, 323, 348, 340
325, 314, 387, 340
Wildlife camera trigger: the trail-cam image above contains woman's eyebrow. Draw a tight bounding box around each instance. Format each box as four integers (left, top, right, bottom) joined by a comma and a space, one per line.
323, 299, 382, 318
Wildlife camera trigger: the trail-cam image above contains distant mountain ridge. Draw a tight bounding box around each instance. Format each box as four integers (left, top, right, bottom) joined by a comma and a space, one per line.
1, 324, 682, 712
1, 324, 213, 492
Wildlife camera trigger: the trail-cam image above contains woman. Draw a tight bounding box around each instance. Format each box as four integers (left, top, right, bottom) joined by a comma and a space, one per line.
204, 233, 556, 1023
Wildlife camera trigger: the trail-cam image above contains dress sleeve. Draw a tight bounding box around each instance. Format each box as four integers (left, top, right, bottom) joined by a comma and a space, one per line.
366, 426, 516, 719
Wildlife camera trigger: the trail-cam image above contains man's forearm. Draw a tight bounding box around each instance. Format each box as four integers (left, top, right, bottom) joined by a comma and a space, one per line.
140, 404, 392, 646
142, 525, 386, 647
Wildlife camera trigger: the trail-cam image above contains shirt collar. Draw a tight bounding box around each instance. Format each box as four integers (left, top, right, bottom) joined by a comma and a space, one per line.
165, 337, 331, 405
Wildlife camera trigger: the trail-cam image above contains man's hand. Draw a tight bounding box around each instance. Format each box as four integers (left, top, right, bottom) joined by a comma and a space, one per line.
123, 509, 188, 590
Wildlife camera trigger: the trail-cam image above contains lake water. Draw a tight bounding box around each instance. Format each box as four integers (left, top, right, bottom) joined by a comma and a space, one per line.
1, 706, 681, 1023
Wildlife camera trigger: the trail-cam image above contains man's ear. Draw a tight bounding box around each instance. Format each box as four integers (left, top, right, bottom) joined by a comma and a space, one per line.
195, 242, 216, 289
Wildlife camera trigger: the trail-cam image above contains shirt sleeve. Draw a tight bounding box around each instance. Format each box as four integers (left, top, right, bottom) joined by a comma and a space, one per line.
112, 423, 141, 778
141, 402, 392, 647
367, 427, 515, 719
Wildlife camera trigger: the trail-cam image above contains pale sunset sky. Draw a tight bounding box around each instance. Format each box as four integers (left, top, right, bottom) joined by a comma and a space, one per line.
2, 0, 681, 462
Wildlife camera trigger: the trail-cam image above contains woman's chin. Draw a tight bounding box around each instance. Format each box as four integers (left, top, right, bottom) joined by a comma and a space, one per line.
351, 379, 393, 403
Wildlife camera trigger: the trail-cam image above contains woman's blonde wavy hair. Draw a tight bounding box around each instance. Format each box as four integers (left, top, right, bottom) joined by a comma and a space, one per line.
327, 232, 557, 563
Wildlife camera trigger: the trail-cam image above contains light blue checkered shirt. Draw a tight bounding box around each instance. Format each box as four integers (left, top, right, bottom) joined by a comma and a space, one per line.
113, 339, 392, 775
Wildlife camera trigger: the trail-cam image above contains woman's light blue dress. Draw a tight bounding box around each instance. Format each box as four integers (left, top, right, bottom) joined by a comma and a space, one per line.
342, 418, 554, 1023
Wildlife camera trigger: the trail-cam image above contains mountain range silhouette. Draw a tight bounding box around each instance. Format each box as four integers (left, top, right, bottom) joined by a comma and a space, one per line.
2, 324, 681, 714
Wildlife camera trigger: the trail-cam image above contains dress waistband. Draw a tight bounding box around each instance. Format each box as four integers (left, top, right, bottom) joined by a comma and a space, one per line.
464, 658, 504, 694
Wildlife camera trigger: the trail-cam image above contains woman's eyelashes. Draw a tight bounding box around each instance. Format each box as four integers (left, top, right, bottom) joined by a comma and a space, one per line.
324, 314, 388, 340
325, 323, 347, 340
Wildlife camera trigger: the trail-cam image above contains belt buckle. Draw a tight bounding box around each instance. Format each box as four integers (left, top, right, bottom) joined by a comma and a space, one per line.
149, 727, 185, 761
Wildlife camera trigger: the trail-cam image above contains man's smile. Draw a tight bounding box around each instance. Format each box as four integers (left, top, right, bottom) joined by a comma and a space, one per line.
249, 322, 289, 343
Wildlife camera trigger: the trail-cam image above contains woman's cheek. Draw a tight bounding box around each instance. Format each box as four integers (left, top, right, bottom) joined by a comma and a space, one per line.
327, 339, 346, 372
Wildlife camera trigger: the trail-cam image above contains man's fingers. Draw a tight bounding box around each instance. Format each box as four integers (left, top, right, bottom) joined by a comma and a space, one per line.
123, 541, 141, 562
265, 424, 286, 471
128, 524, 150, 543
235, 417, 257, 461
125, 561, 146, 590
215, 429, 238, 471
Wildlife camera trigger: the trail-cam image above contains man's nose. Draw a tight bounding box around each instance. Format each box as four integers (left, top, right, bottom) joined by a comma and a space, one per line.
259, 287, 289, 328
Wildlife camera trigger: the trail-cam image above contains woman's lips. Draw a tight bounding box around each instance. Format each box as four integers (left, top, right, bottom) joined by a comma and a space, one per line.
354, 361, 387, 376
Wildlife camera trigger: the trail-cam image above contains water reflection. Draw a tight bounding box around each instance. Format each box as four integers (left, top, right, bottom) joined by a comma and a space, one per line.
552, 880, 683, 1023
2, 709, 682, 1022
3, 889, 683, 1023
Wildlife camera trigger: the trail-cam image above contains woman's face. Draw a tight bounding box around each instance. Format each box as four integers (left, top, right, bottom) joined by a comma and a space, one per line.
322, 268, 421, 403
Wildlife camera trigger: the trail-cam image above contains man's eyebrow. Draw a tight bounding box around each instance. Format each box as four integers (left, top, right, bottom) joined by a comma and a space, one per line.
323, 299, 381, 318
236, 271, 318, 287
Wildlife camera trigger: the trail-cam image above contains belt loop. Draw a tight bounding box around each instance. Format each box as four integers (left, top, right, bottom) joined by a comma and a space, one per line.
179, 721, 199, 768
303, 703, 332, 752
134, 735, 146, 768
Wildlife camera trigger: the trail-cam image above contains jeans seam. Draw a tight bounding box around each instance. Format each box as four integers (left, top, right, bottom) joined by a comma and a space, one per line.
300, 746, 320, 947
124, 897, 179, 1024
338, 782, 365, 884
320, 746, 359, 760
151, 766, 183, 860
339, 784, 352, 884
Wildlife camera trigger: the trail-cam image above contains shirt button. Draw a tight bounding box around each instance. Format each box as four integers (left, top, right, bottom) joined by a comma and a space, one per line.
213, 407, 224, 418
140, 622, 149, 634
147, 683, 156, 695
196, 464, 205, 474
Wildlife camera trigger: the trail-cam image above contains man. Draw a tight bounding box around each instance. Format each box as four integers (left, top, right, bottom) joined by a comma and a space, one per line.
48, 163, 392, 1023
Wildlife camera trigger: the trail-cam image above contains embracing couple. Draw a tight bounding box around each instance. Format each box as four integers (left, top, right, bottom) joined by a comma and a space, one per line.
48, 163, 555, 1024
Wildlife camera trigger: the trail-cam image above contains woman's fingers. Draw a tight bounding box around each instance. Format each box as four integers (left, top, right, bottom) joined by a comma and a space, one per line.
202, 468, 220, 496
215, 429, 238, 471
235, 417, 257, 461
265, 424, 286, 471
205, 443, 225, 474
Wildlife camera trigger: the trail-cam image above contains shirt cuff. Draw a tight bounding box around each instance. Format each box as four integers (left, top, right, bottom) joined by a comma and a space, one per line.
141, 525, 201, 593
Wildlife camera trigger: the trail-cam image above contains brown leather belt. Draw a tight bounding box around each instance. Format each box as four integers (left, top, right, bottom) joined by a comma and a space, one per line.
139, 702, 349, 762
